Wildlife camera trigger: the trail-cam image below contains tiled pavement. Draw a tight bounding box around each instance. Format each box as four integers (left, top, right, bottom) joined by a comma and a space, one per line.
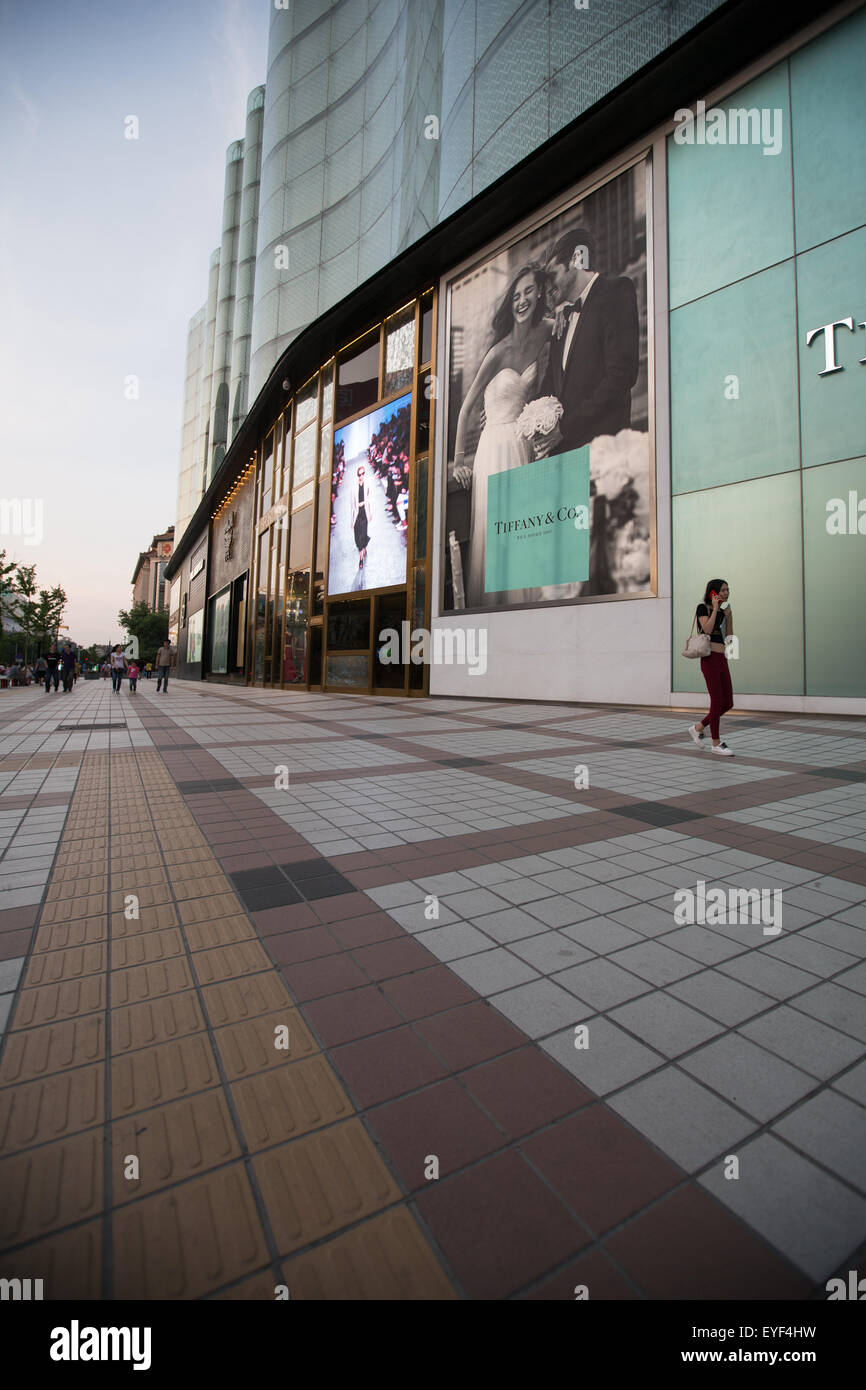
0, 679, 864, 1300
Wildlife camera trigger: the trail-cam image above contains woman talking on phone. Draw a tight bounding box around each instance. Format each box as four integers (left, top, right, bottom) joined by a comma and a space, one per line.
688, 579, 735, 755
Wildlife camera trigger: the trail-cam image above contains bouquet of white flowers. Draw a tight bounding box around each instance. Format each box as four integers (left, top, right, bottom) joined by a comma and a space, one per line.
514, 396, 563, 441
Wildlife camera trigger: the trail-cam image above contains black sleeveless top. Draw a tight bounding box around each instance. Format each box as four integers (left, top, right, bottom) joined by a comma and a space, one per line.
696, 603, 725, 643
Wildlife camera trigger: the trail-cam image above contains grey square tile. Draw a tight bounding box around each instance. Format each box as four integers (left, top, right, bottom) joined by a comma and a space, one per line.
810, 876, 866, 904
668, 971, 774, 1026
739, 1005, 864, 1081
460, 863, 521, 887
834, 903, 866, 929
574, 862, 633, 885
367, 881, 423, 909
718, 952, 818, 1001
835, 962, 866, 997
610, 992, 723, 1057
681, 1034, 816, 1122
554, 957, 649, 1011
834, 1059, 866, 1106
611, 941, 697, 987
608, 1067, 755, 1171
699, 1134, 866, 1281
764, 933, 857, 979
490, 978, 591, 1039
0, 993, 13, 1032
415, 921, 491, 961
415, 871, 480, 895
561, 916, 645, 955
541, 847, 594, 868
542, 1018, 662, 1096
523, 895, 596, 929
659, 925, 744, 965
611, 873, 678, 902
792, 983, 866, 1044
441, 886, 509, 918
773, 1091, 866, 1192
0, 957, 25, 994
472, 905, 548, 945
389, 900, 459, 933
804, 920, 866, 957
607, 851, 667, 873
491, 878, 556, 906
532, 867, 595, 894
449, 947, 539, 996
509, 930, 593, 974
569, 884, 638, 914
500, 855, 554, 875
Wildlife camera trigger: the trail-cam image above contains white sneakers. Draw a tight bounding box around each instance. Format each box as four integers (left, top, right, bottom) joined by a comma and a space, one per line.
688, 724, 735, 755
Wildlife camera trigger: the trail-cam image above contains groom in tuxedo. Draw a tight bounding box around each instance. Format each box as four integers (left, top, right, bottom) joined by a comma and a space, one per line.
535, 227, 639, 456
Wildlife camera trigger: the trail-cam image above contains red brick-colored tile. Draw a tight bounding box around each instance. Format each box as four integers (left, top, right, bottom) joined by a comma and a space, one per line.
416, 1150, 589, 1299
462, 1045, 592, 1139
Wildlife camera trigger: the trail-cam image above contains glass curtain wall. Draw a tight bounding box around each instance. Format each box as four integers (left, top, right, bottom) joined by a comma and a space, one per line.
246, 290, 436, 693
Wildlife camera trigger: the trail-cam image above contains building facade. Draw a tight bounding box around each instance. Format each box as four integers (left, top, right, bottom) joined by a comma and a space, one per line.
131, 527, 175, 613
167, 0, 866, 715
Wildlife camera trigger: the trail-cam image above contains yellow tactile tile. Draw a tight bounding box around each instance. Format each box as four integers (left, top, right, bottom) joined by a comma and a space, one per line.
0, 1064, 104, 1153
23, 943, 106, 988
39, 894, 106, 924
190, 940, 273, 985
110, 928, 186, 969
12, 976, 105, 1029
201, 971, 293, 1026
163, 847, 216, 868
214, 1007, 319, 1081
111, 990, 206, 1054
0, 1015, 105, 1086
253, 1120, 402, 1257
184, 914, 257, 951
111, 902, 179, 935
109, 867, 170, 891
171, 874, 232, 901
111, 1034, 222, 1117
33, 918, 107, 953
281, 1207, 458, 1300
45, 875, 108, 901
112, 1090, 240, 1202
112, 1163, 270, 1300
0, 1129, 104, 1246
108, 883, 173, 913
178, 892, 244, 924
110, 957, 194, 1006
0, 1219, 103, 1300
231, 1055, 353, 1152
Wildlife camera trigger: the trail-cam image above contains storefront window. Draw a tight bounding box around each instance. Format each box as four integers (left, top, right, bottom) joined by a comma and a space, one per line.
336, 329, 379, 422
384, 305, 415, 396
209, 588, 231, 674
254, 531, 267, 682
295, 375, 318, 432
327, 599, 370, 650
321, 361, 334, 423
283, 571, 309, 684
420, 291, 433, 364
261, 433, 275, 516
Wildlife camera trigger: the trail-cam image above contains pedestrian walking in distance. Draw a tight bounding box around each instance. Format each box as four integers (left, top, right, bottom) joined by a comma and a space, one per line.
688, 578, 735, 755
45, 645, 60, 693
109, 645, 127, 693
155, 641, 174, 693
127, 660, 140, 694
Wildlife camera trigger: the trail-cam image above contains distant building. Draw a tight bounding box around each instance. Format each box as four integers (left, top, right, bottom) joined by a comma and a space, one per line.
132, 527, 175, 613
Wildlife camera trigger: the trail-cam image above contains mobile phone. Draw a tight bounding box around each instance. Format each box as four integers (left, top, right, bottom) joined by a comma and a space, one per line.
709, 590, 718, 602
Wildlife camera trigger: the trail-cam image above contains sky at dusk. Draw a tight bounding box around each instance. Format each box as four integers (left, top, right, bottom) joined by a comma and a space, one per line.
0, 0, 270, 644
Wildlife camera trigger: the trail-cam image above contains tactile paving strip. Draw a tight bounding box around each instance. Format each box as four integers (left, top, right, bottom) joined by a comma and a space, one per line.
0, 744, 456, 1299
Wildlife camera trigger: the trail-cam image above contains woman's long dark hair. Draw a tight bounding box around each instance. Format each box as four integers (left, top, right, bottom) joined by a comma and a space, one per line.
703, 578, 727, 604
490, 264, 550, 343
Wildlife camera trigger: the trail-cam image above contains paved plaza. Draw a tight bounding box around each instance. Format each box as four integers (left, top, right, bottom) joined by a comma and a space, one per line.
0, 679, 864, 1299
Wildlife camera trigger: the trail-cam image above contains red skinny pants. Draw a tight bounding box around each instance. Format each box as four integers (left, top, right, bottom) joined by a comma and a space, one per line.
699, 651, 733, 739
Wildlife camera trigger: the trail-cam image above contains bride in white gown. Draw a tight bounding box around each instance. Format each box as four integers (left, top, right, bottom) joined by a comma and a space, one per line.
453, 265, 553, 609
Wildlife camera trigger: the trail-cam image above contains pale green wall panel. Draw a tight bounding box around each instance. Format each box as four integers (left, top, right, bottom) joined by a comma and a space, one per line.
673, 474, 804, 696
803, 457, 866, 697
667, 64, 793, 310
671, 261, 799, 495
791, 6, 866, 253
